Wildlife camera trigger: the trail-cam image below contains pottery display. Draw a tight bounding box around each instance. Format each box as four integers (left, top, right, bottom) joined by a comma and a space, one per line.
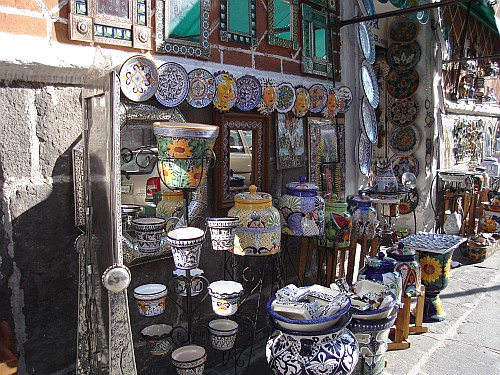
387, 243, 421, 297
465, 234, 499, 262
206, 216, 240, 251
228, 185, 281, 256
208, 280, 244, 317
140, 324, 174, 356
131, 217, 166, 253
443, 210, 462, 235
155, 190, 184, 218
278, 176, 325, 237
358, 252, 403, 303
349, 191, 379, 240
481, 157, 500, 178
133, 283, 168, 317
153, 122, 219, 189
171, 345, 207, 375
172, 268, 204, 297
167, 227, 206, 270
208, 319, 239, 350
324, 196, 353, 248
373, 161, 398, 193
266, 313, 359, 375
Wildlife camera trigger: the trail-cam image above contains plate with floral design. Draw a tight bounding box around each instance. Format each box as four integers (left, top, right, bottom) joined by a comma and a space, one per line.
360, 96, 378, 144
388, 97, 419, 127
155, 62, 189, 107
389, 124, 420, 155
389, 154, 420, 183
358, 22, 376, 65
186, 68, 216, 108
236, 75, 262, 111
119, 55, 159, 102
336, 86, 353, 113
361, 61, 380, 108
388, 41, 421, 71
389, 20, 419, 42
309, 83, 327, 113
276, 82, 296, 113
213, 71, 237, 112
358, 0, 376, 15
386, 68, 419, 99
357, 133, 373, 176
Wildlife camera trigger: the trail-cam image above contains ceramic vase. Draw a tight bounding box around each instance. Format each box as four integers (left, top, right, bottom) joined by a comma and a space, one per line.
349, 191, 379, 240
227, 185, 281, 256
167, 227, 205, 270
155, 190, 184, 218
373, 162, 398, 193
324, 196, 353, 248
131, 217, 166, 253
153, 122, 219, 189
206, 217, 240, 251
266, 314, 359, 375
443, 210, 462, 235
387, 244, 421, 297
278, 176, 325, 237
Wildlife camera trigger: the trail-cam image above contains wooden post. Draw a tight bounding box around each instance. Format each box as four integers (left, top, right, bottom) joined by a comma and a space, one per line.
298, 237, 310, 286
388, 293, 411, 351
409, 285, 429, 334
346, 235, 358, 285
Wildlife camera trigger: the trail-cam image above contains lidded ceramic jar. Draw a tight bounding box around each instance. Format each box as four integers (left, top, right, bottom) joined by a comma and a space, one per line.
227, 185, 281, 256
387, 242, 421, 297
373, 161, 398, 193
324, 195, 353, 248
278, 176, 325, 237
155, 190, 184, 218
350, 191, 379, 240
358, 252, 403, 303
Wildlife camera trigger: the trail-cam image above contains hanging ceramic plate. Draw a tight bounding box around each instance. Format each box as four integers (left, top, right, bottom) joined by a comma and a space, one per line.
358, 0, 376, 16
336, 86, 353, 113
309, 83, 327, 114
292, 85, 310, 118
389, 154, 420, 183
155, 62, 189, 107
360, 61, 380, 108
399, 188, 419, 214
417, 9, 430, 25
186, 68, 216, 108
322, 86, 340, 118
257, 77, 277, 115
389, 124, 420, 155
235, 75, 262, 111
119, 55, 159, 102
386, 68, 419, 99
358, 22, 376, 65
387, 41, 421, 71
388, 97, 419, 127
276, 82, 296, 113
389, 20, 419, 42
360, 96, 378, 144
358, 133, 373, 176
213, 71, 237, 112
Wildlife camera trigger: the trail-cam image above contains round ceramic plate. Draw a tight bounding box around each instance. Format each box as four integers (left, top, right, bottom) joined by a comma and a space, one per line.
186, 68, 216, 108
358, 22, 376, 65
292, 85, 310, 118
399, 188, 419, 214
360, 61, 380, 108
387, 41, 421, 71
360, 97, 378, 144
155, 62, 189, 107
388, 97, 419, 127
213, 71, 237, 112
389, 154, 420, 183
309, 83, 327, 113
358, 133, 373, 176
276, 82, 296, 113
389, 124, 420, 155
389, 20, 419, 42
390, 0, 407, 8
257, 77, 277, 115
358, 0, 376, 15
322, 86, 340, 118
235, 75, 262, 111
119, 55, 159, 102
386, 68, 419, 99
336, 86, 353, 113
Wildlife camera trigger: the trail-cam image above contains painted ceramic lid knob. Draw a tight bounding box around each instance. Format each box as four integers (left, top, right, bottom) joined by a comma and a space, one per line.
234, 185, 272, 208
102, 264, 131, 293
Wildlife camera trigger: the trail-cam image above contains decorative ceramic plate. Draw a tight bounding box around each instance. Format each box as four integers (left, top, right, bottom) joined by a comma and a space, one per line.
387, 41, 421, 71
389, 154, 420, 183
186, 68, 216, 108
388, 97, 419, 127
358, 133, 373, 176
155, 62, 189, 107
235, 75, 262, 111
417, 9, 430, 25
119, 55, 159, 102
309, 84, 327, 113
358, 22, 376, 65
336, 86, 353, 113
360, 97, 378, 144
213, 71, 237, 112
257, 77, 277, 115
390, 0, 407, 8
399, 188, 419, 214
358, 0, 376, 15
322, 86, 340, 118
292, 85, 310, 118
389, 20, 419, 42
386, 68, 419, 99
276, 82, 296, 113
360, 61, 380, 108
389, 124, 420, 155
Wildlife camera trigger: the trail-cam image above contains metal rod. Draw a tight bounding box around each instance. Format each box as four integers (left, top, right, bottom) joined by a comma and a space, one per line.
338, 0, 479, 27
443, 53, 500, 64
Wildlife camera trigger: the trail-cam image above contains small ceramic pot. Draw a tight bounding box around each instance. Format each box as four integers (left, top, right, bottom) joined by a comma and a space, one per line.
121, 204, 141, 231
167, 227, 205, 270
172, 268, 204, 297
140, 324, 174, 356
208, 319, 239, 350
479, 210, 500, 233
131, 217, 166, 253
206, 217, 240, 251
387, 243, 421, 297
171, 345, 207, 375
208, 280, 244, 317
349, 191, 379, 240
133, 283, 168, 317
155, 190, 184, 218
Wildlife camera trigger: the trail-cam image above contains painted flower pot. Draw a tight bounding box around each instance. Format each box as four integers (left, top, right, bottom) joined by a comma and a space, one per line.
228, 185, 281, 256
208, 280, 244, 317
278, 176, 325, 237
167, 227, 205, 270
155, 190, 184, 218
172, 268, 204, 297
131, 217, 166, 253
171, 345, 207, 375
140, 324, 174, 356
133, 283, 168, 317
206, 216, 240, 251
479, 210, 500, 233
324, 196, 353, 248
208, 319, 239, 350
387, 243, 421, 297
153, 122, 219, 189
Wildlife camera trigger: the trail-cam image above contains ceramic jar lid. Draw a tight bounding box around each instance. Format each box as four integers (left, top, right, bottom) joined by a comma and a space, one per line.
234, 185, 273, 209
365, 252, 397, 270
285, 176, 319, 197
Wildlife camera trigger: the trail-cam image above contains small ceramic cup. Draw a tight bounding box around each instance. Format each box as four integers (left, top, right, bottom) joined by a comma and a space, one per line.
131, 217, 166, 253
206, 217, 240, 251
167, 227, 205, 270
172, 268, 204, 297
171, 345, 207, 375
133, 283, 168, 317
208, 319, 239, 350
208, 280, 244, 317
140, 324, 173, 356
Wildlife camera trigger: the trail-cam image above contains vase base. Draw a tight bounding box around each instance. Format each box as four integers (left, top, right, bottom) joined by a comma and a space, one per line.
423, 295, 447, 322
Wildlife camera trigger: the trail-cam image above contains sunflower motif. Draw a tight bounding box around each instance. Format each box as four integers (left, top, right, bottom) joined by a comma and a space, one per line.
186, 165, 204, 186
167, 138, 192, 158
420, 255, 442, 284
443, 256, 452, 279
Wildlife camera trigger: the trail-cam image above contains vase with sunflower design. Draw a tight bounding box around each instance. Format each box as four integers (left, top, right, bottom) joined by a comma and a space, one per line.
153, 122, 219, 189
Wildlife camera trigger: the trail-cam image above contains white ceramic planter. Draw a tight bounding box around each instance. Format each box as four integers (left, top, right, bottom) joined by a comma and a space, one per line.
140, 324, 173, 356
208, 280, 244, 317
167, 227, 205, 270
171, 345, 207, 375
208, 319, 239, 350
172, 268, 204, 296
133, 283, 168, 317
131, 217, 166, 253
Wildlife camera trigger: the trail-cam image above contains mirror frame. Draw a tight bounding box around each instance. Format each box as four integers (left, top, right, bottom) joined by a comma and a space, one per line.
214, 113, 270, 211
267, 0, 299, 50
220, 0, 257, 46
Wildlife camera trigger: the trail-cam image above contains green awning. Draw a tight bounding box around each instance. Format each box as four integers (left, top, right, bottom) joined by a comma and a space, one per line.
459, 2, 500, 36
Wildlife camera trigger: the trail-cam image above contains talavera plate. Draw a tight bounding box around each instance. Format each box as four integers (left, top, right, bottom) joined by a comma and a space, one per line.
119, 55, 159, 102
388, 97, 419, 127
357, 133, 373, 176
360, 60, 380, 108
387, 41, 421, 71
186, 68, 215, 108
155, 62, 189, 107
389, 124, 420, 155
309, 83, 327, 114
360, 97, 378, 144
358, 22, 376, 65
235, 75, 262, 111
386, 68, 419, 99
276, 82, 296, 113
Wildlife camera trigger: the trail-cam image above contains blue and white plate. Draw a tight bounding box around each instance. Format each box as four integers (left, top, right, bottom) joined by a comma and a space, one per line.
360, 97, 378, 144
358, 22, 376, 65
360, 60, 380, 108
235, 75, 262, 111
155, 62, 189, 107
358, 0, 376, 16
357, 133, 373, 176
186, 68, 215, 108
119, 55, 159, 102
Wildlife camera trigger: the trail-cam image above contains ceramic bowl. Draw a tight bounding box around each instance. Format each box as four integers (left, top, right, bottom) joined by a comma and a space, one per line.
131, 217, 167, 253
140, 324, 173, 356
172, 268, 204, 297
133, 283, 168, 317
208, 280, 244, 317
350, 291, 397, 321
266, 295, 351, 332
171, 345, 207, 375
167, 227, 205, 270
353, 279, 390, 297
208, 319, 239, 350
271, 300, 317, 321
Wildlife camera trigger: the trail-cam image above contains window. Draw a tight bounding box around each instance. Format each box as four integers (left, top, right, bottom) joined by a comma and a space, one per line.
220, 0, 257, 46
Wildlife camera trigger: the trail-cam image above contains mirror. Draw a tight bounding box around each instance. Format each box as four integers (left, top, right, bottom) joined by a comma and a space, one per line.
214, 113, 270, 211
220, 0, 257, 46
268, 0, 299, 49
155, 0, 211, 59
